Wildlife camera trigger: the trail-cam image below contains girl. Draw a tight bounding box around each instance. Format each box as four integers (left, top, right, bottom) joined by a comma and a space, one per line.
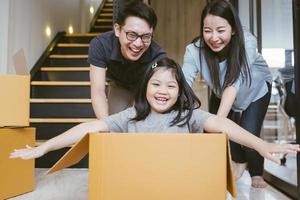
182, 0, 273, 187
11, 58, 299, 173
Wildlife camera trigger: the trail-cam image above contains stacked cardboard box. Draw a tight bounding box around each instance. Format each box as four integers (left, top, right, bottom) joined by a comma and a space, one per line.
0, 49, 35, 199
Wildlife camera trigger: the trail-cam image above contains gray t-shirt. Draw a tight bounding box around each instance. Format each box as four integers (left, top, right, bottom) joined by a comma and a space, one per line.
182, 30, 273, 112
104, 107, 213, 133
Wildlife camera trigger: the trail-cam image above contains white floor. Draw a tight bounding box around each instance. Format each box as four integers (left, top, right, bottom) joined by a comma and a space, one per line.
228, 171, 292, 200
9, 168, 291, 200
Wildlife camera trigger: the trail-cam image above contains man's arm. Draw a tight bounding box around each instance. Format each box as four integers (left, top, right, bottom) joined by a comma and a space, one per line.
90, 64, 108, 119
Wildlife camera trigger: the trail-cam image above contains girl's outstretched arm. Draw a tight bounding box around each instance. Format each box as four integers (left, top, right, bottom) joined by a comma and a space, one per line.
203, 115, 300, 164
10, 120, 109, 160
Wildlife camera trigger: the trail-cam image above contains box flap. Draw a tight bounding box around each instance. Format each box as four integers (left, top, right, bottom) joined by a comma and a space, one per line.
226, 134, 237, 197
12, 49, 29, 75
47, 134, 90, 174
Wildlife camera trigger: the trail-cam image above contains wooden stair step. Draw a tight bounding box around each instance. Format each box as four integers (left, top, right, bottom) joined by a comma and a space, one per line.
31, 81, 91, 86
30, 118, 96, 123
96, 19, 113, 23
65, 33, 100, 37
30, 98, 92, 103
40, 67, 89, 71
93, 25, 112, 29
49, 54, 88, 59
99, 13, 113, 17
57, 43, 89, 47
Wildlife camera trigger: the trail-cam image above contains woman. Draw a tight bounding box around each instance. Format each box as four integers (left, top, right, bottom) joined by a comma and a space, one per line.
182, 0, 273, 188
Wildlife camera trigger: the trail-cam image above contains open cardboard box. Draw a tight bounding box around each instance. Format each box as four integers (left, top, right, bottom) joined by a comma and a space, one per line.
48, 133, 236, 199
0, 127, 35, 199
0, 49, 30, 127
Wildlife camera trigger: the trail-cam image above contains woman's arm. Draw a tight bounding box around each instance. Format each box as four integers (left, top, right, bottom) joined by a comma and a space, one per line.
204, 115, 300, 164
10, 120, 109, 160
182, 46, 200, 87
216, 86, 237, 117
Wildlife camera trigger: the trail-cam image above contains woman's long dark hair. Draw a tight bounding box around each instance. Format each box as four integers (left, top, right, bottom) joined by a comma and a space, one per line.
132, 57, 201, 127
195, 0, 251, 92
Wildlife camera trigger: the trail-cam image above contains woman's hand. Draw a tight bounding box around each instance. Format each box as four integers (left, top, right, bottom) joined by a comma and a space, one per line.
257, 142, 300, 164
10, 145, 47, 160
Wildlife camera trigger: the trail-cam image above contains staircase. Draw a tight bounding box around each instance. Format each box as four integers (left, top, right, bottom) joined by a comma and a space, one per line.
30, 0, 113, 168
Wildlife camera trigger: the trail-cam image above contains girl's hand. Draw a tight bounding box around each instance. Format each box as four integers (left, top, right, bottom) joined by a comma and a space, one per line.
258, 142, 300, 164
10, 145, 46, 160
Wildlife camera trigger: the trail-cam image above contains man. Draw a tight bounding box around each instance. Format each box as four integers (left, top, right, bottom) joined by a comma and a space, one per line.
88, 1, 166, 119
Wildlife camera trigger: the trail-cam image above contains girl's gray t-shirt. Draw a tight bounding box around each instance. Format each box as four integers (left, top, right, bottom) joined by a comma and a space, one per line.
104, 107, 213, 133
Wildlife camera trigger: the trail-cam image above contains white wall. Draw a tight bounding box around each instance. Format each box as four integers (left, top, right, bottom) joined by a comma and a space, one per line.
0, 0, 9, 74
80, 0, 102, 33
1, 0, 102, 74
261, 0, 293, 49
239, 0, 293, 49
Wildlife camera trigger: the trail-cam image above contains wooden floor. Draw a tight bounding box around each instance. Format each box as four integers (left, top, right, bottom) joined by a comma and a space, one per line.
9, 168, 291, 200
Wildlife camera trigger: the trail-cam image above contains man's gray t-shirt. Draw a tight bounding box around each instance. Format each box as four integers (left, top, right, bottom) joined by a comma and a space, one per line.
104, 107, 213, 133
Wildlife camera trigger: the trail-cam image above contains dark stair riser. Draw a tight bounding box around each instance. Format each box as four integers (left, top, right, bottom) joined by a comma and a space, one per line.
90, 27, 112, 33
32, 71, 89, 81
98, 15, 113, 19
52, 47, 89, 55
58, 36, 97, 43
36, 148, 88, 168
103, 4, 112, 8
31, 123, 81, 139
103, 8, 113, 10
31, 103, 95, 118
94, 21, 112, 26
31, 85, 91, 98
44, 58, 89, 67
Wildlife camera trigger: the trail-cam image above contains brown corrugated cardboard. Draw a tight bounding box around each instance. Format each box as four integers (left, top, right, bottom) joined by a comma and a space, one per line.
0, 128, 35, 199
0, 75, 30, 127
48, 133, 236, 199
0, 49, 30, 127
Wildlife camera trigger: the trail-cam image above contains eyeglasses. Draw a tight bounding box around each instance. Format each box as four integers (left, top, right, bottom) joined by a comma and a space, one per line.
122, 29, 152, 43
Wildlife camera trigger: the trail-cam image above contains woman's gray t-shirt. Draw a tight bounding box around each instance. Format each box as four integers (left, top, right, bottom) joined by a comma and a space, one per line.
104, 107, 213, 133
182, 30, 273, 112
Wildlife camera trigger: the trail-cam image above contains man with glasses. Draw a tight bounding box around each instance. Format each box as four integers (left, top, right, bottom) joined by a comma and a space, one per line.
88, 1, 166, 119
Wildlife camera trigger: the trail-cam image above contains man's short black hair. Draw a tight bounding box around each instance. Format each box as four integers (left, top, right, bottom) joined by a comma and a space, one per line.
117, 1, 157, 29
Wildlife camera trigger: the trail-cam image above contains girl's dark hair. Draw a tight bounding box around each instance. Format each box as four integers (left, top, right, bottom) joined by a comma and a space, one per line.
195, 0, 251, 92
117, 1, 157, 29
132, 57, 201, 127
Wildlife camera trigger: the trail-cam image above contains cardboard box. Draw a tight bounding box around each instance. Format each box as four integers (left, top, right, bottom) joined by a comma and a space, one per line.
0, 49, 30, 127
48, 133, 236, 199
0, 127, 35, 199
